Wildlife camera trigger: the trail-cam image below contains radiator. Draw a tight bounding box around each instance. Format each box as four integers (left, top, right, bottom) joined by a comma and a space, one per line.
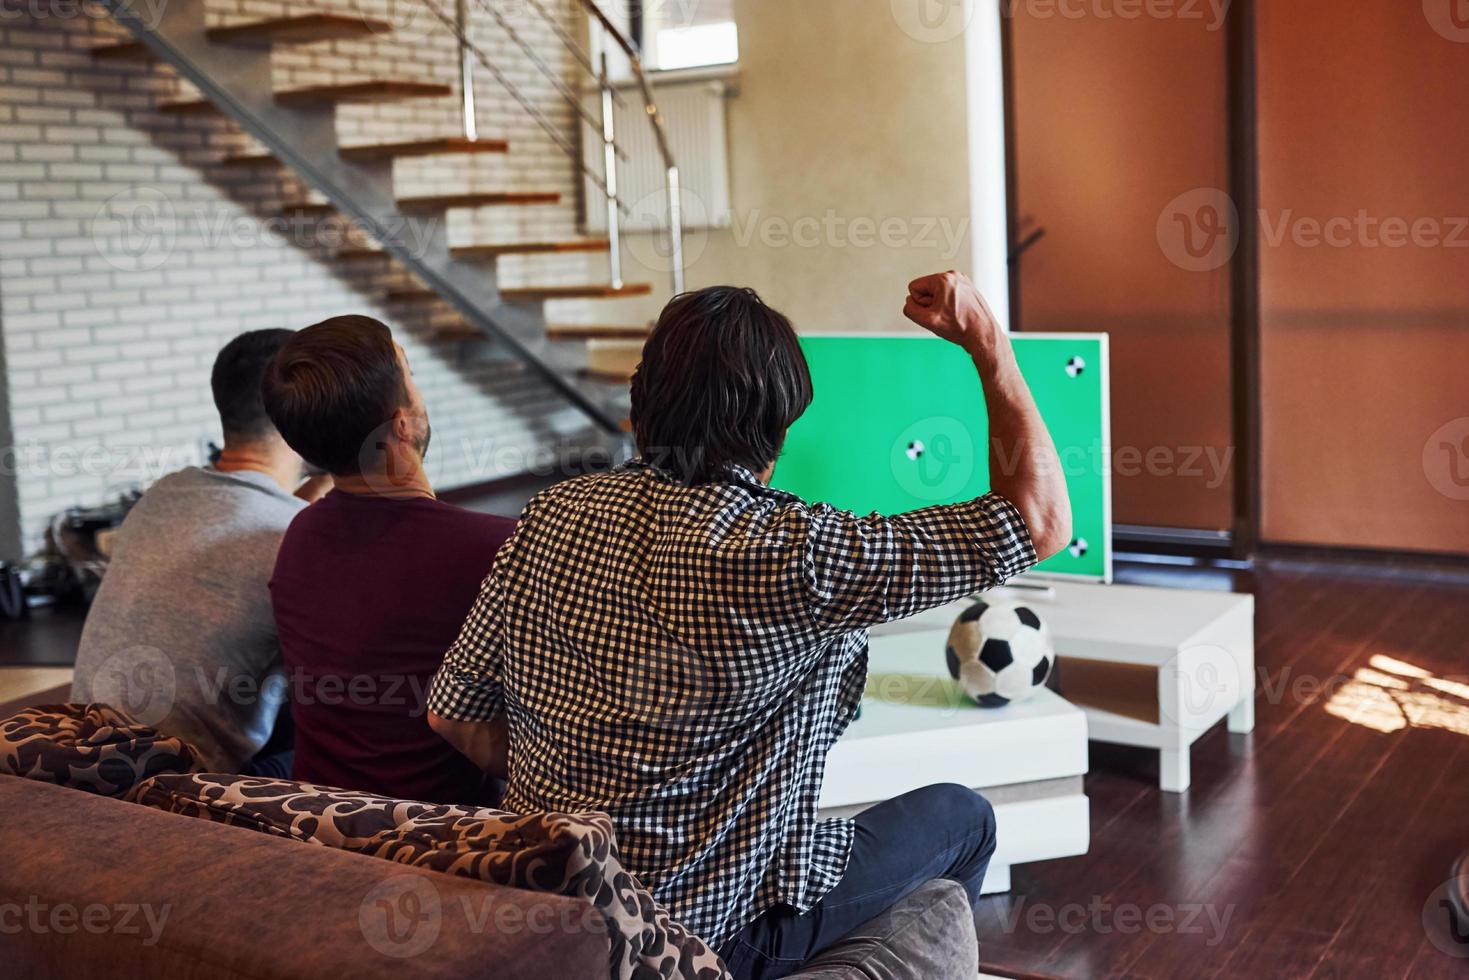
581, 77, 731, 233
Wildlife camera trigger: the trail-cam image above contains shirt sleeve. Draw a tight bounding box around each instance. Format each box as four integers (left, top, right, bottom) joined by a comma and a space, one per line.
427, 568, 507, 723
798, 492, 1037, 634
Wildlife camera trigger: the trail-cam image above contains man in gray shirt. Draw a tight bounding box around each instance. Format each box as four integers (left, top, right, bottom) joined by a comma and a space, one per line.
71, 330, 329, 772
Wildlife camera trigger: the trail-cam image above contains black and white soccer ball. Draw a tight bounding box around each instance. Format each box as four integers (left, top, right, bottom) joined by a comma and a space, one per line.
945, 599, 1054, 707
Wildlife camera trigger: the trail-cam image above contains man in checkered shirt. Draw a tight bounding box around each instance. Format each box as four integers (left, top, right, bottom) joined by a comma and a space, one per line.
428, 271, 1071, 978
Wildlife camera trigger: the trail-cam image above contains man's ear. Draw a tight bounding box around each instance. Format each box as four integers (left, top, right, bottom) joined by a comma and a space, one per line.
388, 407, 413, 445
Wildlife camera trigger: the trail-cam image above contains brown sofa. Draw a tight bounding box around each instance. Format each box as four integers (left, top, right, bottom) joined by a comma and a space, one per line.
0, 698, 981, 979
0, 776, 609, 978
1, 774, 979, 979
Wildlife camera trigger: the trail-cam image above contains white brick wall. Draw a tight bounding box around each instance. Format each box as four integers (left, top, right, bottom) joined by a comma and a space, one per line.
0, 0, 613, 558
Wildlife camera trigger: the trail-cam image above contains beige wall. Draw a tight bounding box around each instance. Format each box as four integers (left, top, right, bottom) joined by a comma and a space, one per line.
604, 0, 977, 332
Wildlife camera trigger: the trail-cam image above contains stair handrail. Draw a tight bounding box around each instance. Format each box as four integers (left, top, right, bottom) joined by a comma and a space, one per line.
419, 0, 626, 210
471, 0, 630, 163
511, 0, 687, 295
431, 0, 687, 294
571, 0, 685, 295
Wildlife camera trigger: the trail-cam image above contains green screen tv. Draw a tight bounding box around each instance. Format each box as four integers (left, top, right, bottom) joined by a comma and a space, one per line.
772, 333, 1113, 581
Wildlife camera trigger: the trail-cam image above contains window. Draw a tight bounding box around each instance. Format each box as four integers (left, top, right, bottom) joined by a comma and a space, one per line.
639, 0, 738, 71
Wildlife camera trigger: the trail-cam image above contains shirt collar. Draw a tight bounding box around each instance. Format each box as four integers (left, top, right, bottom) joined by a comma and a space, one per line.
621, 456, 802, 503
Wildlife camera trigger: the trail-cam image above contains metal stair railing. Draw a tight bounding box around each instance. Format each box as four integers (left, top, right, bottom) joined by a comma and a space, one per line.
566, 0, 688, 295
436, 0, 687, 295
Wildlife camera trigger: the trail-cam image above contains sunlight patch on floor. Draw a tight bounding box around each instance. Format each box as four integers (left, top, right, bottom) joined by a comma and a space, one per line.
1325, 654, 1469, 736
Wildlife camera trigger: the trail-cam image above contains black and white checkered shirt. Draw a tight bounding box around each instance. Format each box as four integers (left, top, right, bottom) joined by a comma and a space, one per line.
427, 459, 1036, 947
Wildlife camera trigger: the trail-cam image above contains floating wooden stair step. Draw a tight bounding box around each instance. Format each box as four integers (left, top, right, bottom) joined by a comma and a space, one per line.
90, 41, 152, 61
431, 322, 486, 340
164, 80, 451, 115
453, 239, 611, 259
221, 151, 279, 167
281, 203, 336, 219
275, 80, 453, 107
336, 238, 605, 262
224, 137, 510, 168
501, 283, 653, 303
385, 287, 439, 304
335, 246, 394, 262
385, 283, 651, 305
546, 323, 653, 342
92, 14, 393, 61
396, 191, 561, 211
284, 194, 559, 231
208, 13, 394, 47
340, 137, 509, 162
159, 97, 226, 116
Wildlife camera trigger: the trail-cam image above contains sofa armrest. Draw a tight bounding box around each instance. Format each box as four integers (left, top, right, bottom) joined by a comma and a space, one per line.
0, 776, 611, 979
784, 879, 977, 980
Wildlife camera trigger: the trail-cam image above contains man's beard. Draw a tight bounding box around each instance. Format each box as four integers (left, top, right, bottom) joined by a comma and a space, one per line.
415, 421, 432, 462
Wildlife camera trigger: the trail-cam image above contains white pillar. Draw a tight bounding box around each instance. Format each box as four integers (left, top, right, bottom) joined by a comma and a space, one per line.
964, 0, 1012, 331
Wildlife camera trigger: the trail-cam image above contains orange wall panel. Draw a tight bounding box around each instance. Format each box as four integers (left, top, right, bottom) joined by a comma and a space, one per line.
1257, 0, 1469, 553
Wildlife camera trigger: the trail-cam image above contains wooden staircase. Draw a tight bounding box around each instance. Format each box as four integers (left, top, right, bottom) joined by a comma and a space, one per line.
223, 137, 511, 167
93, 2, 652, 435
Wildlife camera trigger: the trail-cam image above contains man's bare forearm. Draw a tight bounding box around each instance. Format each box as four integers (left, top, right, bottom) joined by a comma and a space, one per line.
970, 336, 1072, 560
902, 270, 1072, 560
427, 712, 509, 779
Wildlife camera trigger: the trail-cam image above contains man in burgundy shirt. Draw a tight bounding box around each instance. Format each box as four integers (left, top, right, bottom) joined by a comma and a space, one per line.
261, 315, 514, 805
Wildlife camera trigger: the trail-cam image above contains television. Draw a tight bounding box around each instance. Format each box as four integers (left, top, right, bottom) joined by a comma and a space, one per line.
772, 333, 1112, 581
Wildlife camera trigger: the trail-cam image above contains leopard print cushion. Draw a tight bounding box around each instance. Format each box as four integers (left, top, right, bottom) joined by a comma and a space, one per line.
130, 772, 730, 980
0, 702, 204, 797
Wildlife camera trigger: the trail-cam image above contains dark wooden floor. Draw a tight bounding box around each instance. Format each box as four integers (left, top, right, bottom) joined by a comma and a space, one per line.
976, 560, 1469, 979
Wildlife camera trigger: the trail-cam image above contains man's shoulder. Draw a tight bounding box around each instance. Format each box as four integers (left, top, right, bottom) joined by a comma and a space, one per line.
526, 469, 633, 509
443, 502, 516, 547
288, 492, 515, 545
126, 466, 302, 532
523, 466, 814, 539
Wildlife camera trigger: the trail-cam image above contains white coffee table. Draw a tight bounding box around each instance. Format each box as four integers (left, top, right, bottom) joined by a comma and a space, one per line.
893, 582, 1255, 793
820, 621, 1090, 893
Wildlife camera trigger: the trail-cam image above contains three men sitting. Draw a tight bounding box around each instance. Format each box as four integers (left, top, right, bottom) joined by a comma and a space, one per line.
71, 273, 1068, 978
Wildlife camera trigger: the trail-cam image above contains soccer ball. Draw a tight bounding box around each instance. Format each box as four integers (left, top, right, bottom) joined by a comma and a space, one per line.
945, 599, 1055, 707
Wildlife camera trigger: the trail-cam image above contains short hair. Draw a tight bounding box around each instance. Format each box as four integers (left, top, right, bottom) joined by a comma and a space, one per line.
211, 329, 295, 442
260, 315, 408, 475
630, 286, 813, 485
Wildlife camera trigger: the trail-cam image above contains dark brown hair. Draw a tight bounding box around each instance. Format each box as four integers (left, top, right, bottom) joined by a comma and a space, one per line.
211, 328, 294, 443
260, 315, 407, 475
630, 286, 813, 485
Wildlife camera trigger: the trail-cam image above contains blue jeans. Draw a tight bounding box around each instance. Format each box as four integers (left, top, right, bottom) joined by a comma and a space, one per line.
719, 783, 997, 980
